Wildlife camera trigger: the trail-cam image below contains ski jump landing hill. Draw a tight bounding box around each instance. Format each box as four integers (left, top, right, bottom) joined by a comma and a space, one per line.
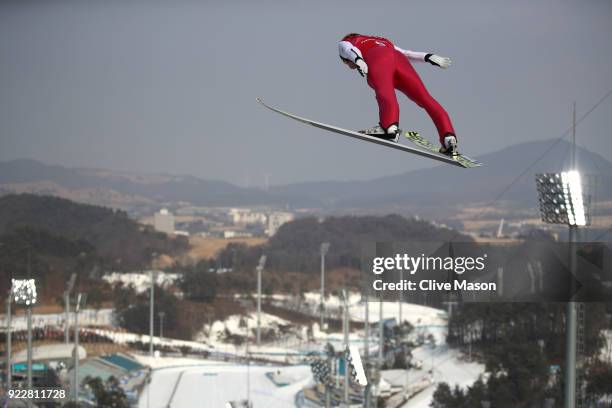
138, 363, 312, 408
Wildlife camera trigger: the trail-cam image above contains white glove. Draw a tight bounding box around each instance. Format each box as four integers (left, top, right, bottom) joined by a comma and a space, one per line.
425, 54, 452, 69
355, 57, 368, 77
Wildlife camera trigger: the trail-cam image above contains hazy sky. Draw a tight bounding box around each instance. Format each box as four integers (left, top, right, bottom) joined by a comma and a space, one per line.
1, 0, 611, 186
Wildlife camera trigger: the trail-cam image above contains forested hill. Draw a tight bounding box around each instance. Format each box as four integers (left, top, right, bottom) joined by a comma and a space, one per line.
0, 194, 188, 298
218, 214, 471, 274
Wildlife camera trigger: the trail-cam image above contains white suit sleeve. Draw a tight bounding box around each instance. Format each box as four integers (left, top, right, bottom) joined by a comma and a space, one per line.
338, 41, 363, 62
394, 45, 427, 62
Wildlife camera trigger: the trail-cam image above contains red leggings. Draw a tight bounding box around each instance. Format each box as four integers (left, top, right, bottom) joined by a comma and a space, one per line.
365, 46, 455, 144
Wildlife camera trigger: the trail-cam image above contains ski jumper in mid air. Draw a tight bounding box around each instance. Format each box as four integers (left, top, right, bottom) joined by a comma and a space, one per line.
338, 33, 458, 155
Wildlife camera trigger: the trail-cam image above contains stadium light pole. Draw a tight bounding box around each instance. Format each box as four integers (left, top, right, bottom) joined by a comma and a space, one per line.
12, 278, 37, 408
73, 293, 85, 403
320, 242, 330, 330
245, 318, 251, 407
150, 252, 157, 358
341, 289, 349, 406
364, 285, 371, 408
64, 273, 76, 345
378, 295, 384, 368
3, 243, 32, 394
535, 168, 588, 408
398, 268, 403, 325
5, 284, 13, 392
256, 255, 266, 347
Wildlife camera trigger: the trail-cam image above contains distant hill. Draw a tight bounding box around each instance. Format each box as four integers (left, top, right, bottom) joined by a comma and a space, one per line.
0, 159, 307, 212
217, 214, 471, 274
271, 138, 612, 210
0, 194, 189, 301
0, 139, 609, 220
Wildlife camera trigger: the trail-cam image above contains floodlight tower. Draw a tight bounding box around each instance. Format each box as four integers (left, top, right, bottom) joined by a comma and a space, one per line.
535, 167, 588, 408
73, 293, 86, 402
256, 255, 266, 347
536, 170, 587, 407
341, 289, 349, 406
320, 242, 330, 330
150, 252, 158, 358
5, 283, 13, 392
363, 278, 371, 408
12, 278, 37, 408
535, 104, 590, 408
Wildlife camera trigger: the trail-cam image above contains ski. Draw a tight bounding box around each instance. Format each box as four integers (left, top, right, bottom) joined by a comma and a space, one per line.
257, 98, 480, 168
404, 131, 482, 168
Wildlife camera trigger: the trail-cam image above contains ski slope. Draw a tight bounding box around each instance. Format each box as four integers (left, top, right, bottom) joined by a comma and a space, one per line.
134, 298, 483, 408
269, 292, 447, 327
138, 364, 312, 408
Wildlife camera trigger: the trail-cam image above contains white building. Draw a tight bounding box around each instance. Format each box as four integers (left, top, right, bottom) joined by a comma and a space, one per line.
154, 208, 175, 234
229, 208, 267, 225
267, 212, 294, 236
223, 230, 253, 239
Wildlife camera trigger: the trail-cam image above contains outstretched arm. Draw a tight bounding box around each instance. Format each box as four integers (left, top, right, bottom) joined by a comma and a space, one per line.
394, 45, 452, 69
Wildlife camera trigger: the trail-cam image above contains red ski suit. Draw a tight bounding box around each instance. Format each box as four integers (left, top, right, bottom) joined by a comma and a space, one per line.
342, 35, 455, 143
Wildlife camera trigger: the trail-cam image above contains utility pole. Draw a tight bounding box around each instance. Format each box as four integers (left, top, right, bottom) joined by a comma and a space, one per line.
342, 289, 349, 406
64, 291, 70, 344
64, 273, 76, 345
320, 242, 330, 330
159, 312, 165, 341
256, 255, 266, 347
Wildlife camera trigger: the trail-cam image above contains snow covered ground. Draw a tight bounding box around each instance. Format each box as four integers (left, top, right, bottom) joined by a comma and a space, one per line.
400, 325, 485, 407
197, 311, 292, 346
133, 297, 482, 407
3, 290, 485, 407
268, 292, 447, 328
134, 354, 232, 369
102, 270, 180, 293
133, 323, 484, 408
138, 364, 312, 408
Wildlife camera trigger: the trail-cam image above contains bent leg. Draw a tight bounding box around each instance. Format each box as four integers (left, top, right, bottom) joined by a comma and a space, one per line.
393, 51, 455, 144
365, 46, 399, 129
